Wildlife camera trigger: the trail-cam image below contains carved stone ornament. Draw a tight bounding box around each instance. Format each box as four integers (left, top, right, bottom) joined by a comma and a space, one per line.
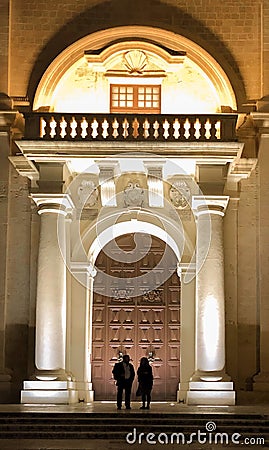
124, 181, 144, 208
122, 50, 148, 75
112, 287, 132, 302
143, 289, 162, 303
77, 180, 99, 207
169, 181, 191, 209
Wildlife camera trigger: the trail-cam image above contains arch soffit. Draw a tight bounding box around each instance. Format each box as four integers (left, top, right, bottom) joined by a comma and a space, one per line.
33, 26, 237, 110
72, 211, 195, 266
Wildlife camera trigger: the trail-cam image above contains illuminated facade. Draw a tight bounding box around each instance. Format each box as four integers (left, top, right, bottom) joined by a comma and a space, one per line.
1, 0, 269, 406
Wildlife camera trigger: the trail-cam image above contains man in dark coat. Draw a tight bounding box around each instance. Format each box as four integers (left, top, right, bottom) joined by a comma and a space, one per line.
112, 354, 135, 410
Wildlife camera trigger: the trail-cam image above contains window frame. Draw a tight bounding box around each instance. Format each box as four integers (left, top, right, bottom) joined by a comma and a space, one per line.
110, 84, 161, 113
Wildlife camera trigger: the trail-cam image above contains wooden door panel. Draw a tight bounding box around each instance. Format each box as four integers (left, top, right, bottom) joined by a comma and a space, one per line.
92, 234, 180, 401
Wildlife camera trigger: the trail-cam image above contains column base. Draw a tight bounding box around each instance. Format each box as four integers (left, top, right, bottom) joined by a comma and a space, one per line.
253, 372, 269, 391
177, 382, 189, 403
186, 381, 235, 406
21, 380, 79, 404
72, 381, 94, 403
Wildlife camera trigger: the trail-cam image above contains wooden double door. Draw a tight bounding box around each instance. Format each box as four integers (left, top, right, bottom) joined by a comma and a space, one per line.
92, 233, 181, 401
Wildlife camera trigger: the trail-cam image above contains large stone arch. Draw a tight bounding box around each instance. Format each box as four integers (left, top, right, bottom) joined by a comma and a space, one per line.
32, 26, 237, 113
27, 0, 245, 108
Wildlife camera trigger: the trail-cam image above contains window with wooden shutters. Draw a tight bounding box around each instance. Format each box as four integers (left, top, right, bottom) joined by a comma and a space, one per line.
110, 85, 161, 113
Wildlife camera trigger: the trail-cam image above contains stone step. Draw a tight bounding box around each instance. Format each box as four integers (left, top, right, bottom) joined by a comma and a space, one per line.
0, 412, 268, 443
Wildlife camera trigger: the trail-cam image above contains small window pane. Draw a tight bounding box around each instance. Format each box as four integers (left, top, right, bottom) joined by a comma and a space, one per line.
153, 87, 159, 93
153, 101, 159, 107
146, 88, 152, 94
120, 87, 126, 93
138, 101, 144, 107
146, 101, 152, 107
127, 87, 133, 93
127, 101, 133, 107
120, 101, 126, 107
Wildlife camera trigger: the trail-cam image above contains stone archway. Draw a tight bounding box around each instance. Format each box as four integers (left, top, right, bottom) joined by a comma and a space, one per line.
92, 232, 181, 401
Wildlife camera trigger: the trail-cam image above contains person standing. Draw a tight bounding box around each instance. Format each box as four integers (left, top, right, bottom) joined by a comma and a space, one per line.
112, 354, 135, 410
137, 357, 153, 409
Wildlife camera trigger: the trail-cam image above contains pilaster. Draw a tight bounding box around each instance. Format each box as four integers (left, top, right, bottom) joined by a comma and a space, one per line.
176, 263, 195, 403
252, 113, 269, 392
69, 262, 97, 403
0, 111, 18, 401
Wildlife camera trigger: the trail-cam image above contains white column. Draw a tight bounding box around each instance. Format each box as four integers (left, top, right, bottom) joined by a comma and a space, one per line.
187, 196, 235, 405
21, 194, 75, 404
70, 262, 96, 403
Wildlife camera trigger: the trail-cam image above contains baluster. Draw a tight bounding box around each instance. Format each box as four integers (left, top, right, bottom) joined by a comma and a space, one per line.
80, 117, 88, 139
199, 117, 206, 140
70, 117, 78, 139
188, 117, 196, 140
60, 117, 67, 139
122, 118, 129, 138
183, 118, 191, 139
49, 116, 57, 138
143, 118, 150, 139
173, 118, 180, 140
153, 120, 159, 139
204, 119, 211, 140
194, 118, 201, 140
210, 118, 218, 140
132, 117, 139, 138
102, 118, 109, 139
163, 119, 170, 139
215, 120, 221, 140
91, 118, 99, 139
40, 117, 47, 138
112, 118, 119, 139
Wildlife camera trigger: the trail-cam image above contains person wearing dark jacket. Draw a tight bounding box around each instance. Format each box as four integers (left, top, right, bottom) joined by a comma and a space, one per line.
137, 357, 153, 409
112, 354, 135, 410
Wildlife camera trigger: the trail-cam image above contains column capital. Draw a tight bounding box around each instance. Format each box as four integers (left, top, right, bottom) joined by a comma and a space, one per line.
251, 112, 269, 135
71, 261, 97, 279
31, 194, 74, 215
192, 195, 229, 216
177, 262, 196, 277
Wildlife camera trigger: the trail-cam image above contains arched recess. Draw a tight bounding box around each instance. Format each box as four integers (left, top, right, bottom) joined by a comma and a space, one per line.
70, 210, 196, 401
33, 26, 237, 113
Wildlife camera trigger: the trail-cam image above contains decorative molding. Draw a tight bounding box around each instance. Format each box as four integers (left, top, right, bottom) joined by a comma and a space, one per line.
122, 50, 148, 75
124, 181, 144, 208
169, 180, 191, 209
111, 287, 133, 302
142, 289, 162, 303
77, 180, 99, 208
